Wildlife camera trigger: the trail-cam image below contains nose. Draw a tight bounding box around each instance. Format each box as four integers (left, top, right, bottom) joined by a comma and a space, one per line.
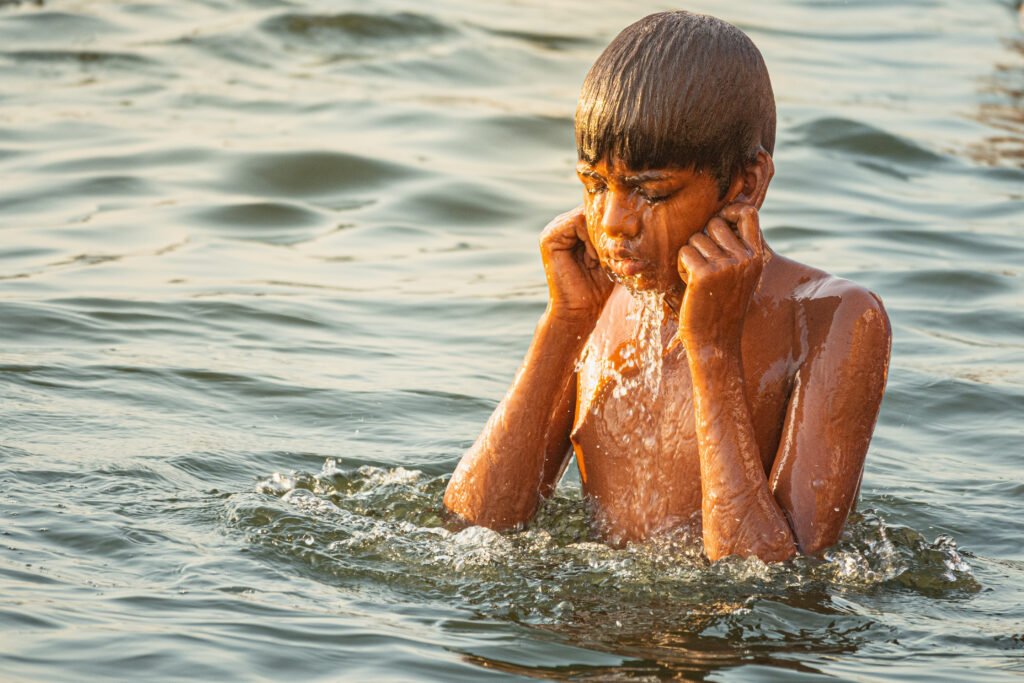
600, 189, 640, 239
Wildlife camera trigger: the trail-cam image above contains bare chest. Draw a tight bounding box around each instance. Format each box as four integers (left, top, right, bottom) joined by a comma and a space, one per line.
569, 293, 793, 544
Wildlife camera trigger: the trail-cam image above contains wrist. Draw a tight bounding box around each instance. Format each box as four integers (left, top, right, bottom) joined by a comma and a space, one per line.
542, 305, 600, 336
682, 337, 743, 382
679, 327, 741, 356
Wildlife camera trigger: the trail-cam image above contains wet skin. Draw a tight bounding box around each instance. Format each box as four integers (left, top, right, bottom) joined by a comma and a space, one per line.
443, 153, 892, 562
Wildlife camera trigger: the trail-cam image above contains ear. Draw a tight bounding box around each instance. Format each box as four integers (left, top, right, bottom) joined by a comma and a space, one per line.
724, 148, 775, 209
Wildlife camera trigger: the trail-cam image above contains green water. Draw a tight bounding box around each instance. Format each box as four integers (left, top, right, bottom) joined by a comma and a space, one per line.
1, 0, 1022, 680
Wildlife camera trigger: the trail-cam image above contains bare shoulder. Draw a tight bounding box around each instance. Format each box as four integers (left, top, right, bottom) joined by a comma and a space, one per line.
764, 254, 891, 361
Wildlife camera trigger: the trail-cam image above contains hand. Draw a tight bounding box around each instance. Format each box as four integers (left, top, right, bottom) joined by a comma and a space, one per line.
676, 203, 764, 350
539, 205, 614, 327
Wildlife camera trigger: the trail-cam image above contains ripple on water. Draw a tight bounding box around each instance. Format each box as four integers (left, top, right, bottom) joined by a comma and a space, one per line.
35, 146, 211, 175
875, 269, 1018, 307
0, 10, 125, 43
2, 49, 155, 67
225, 150, 422, 199
190, 201, 330, 245
260, 11, 454, 44
467, 24, 597, 53
792, 117, 947, 166
379, 177, 528, 230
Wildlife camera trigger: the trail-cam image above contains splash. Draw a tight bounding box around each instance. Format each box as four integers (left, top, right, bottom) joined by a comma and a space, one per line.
577, 289, 668, 405
625, 289, 667, 400
574, 290, 670, 531
230, 460, 980, 630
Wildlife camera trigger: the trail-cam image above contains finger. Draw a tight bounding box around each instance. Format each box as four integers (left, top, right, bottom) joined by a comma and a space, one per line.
688, 233, 726, 261
577, 224, 600, 268
541, 206, 586, 250
719, 203, 763, 257
706, 218, 748, 258
573, 216, 599, 262
677, 245, 706, 281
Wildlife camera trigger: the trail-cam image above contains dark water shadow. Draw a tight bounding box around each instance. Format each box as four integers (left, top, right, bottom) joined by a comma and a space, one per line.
459, 587, 872, 681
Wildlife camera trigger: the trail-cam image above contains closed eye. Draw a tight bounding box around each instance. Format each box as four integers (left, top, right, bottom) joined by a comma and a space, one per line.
638, 188, 670, 204
578, 172, 607, 195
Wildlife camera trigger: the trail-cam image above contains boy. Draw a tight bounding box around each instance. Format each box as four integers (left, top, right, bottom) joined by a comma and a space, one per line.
443, 11, 891, 562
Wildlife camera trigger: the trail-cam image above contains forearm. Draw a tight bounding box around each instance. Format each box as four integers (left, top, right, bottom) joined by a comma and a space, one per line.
443, 309, 588, 529
687, 344, 796, 562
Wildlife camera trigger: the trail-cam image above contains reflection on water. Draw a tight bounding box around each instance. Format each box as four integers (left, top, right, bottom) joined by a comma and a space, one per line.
971, 9, 1024, 168
2, 0, 1024, 680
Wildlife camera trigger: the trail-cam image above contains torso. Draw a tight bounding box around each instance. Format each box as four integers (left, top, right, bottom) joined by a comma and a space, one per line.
570, 253, 816, 544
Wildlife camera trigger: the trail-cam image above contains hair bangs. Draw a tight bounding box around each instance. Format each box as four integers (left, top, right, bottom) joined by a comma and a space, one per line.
575, 11, 775, 196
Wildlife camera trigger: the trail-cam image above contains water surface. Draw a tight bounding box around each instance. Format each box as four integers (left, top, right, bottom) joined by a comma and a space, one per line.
2, 0, 1023, 680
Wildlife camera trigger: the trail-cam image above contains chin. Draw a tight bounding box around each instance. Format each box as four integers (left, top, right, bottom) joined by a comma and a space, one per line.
601, 257, 677, 297
604, 268, 657, 295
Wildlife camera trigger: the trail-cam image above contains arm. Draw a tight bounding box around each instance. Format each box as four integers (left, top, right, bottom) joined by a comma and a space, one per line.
444, 207, 612, 529
678, 203, 797, 561
768, 287, 891, 554
678, 204, 890, 561
686, 345, 799, 562
442, 311, 586, 529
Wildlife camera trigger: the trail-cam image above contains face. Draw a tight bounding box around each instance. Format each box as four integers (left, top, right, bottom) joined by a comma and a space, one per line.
577, 157, 735, 295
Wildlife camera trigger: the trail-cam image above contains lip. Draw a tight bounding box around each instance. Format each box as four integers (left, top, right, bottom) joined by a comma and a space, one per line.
604, 255, 647, 278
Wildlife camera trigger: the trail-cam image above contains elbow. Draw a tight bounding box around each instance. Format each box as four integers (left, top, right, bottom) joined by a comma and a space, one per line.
759, 544, 797, 563
703, 509, 798, 564
442, 473, 536, 532
792, 521, 845, 558
705, 539, 796, 564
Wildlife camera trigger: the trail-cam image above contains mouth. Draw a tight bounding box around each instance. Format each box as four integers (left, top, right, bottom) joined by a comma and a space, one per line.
603, 254, 647, 279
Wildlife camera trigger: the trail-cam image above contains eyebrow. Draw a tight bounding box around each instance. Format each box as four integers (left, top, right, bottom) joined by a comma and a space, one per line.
622, 171, 671, 183
576, 165, 672, 184
576, 167, 604, 180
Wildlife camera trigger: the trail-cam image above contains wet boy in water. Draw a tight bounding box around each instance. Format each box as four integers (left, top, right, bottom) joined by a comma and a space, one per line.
444, 11, 891, 562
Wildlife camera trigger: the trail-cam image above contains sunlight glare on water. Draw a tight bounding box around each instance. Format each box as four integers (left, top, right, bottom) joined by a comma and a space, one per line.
1, 0, 1023, 680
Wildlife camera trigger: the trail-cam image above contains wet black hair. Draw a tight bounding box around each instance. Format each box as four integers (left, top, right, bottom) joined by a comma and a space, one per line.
575, 11, 776, 197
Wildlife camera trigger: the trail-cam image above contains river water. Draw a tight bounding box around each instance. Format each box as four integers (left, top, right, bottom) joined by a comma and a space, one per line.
2, 0, 1022, 680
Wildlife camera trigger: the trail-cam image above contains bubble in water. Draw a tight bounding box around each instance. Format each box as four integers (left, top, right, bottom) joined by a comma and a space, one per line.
258, 471, 297, 495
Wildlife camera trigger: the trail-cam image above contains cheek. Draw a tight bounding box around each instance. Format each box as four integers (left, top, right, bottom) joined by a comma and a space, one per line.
661, 202, 704, 247
583, 195, 610, 248
646, 207, 691, 286
640, 207, 676, 254
583, 194, 600, 227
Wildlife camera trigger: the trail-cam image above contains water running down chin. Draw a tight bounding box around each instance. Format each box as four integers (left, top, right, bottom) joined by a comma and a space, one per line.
2, 0, 1022, 680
